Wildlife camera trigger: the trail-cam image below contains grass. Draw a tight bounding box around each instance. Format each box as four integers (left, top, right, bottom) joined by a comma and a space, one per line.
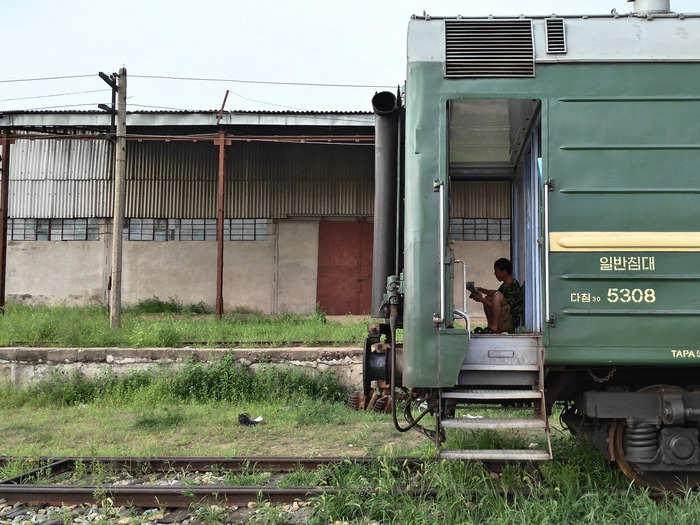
0, 299, 368, 348
2, 360, 699, 523
0, 354, 348, 409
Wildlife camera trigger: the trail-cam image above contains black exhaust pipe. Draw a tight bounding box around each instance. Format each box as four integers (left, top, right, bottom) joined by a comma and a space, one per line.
371, 91, 399, 318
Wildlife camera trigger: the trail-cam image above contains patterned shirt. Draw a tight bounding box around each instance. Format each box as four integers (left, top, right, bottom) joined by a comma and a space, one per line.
498, 279, 523, 328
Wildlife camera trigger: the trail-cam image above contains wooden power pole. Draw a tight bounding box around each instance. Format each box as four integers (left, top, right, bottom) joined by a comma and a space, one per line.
215, 90, 230, 320
109, 67, 127, 328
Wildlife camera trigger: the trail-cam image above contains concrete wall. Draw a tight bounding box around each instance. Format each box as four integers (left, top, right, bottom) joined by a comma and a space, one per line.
450, 241, 511, 321
6, 222, 506, 318
0, 347, 363, 389
122, 237, 277, 313
6, 218, 322, 314
6, 240, 107, 305
276, 220, 319, 314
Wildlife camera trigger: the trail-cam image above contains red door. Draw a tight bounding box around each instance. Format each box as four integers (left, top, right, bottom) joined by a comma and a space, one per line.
316, 221, 373, 315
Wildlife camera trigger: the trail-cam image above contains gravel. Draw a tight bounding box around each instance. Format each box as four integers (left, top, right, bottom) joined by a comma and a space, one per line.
0, 499, 313, 524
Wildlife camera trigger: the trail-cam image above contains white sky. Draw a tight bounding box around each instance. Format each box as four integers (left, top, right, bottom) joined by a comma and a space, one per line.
1, 0, 697, 112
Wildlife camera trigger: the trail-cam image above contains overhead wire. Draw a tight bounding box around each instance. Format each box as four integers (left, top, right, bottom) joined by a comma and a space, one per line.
4, 102, 111, 111
0, 89, 111, 102
0, 74, 96, 83
0, 73, 393, 89
0, 72, 385, 124
129, 74, 394, 89
6, 96, 133, 112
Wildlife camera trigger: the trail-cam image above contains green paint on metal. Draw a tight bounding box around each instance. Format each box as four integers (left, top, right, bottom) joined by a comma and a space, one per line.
402, 45, 700, 382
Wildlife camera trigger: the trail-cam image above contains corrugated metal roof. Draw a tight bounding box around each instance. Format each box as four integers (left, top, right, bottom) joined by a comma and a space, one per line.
0, 110, 374, 129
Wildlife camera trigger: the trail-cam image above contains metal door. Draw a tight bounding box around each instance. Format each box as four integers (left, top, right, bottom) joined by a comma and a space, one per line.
316, 221, 373, 315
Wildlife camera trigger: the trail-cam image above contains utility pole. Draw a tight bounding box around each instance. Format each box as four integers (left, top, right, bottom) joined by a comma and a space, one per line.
98, 72, 118, 132
109, 68, 127, 328
0, 132, 12, 314
215, 90, 230, 320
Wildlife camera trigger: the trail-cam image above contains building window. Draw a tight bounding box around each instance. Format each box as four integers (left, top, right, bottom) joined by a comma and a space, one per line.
449, 218, 511, 241
224, 219, 269, 241
8, 218, 99, 241
123, 218, 269, 241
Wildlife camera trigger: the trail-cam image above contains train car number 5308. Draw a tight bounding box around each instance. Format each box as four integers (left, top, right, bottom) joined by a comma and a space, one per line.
607, 288, 656, 304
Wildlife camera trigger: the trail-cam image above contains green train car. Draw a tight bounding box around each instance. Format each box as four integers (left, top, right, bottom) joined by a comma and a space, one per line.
363, 0, 700, 489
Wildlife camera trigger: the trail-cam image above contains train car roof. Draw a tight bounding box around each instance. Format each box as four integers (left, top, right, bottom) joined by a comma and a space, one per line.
408, 13, 700, 67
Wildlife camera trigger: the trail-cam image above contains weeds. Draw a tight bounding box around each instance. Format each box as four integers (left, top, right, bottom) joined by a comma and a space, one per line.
132, 408, 185, 431
0, 301, 367, 347
0, 355, 347, 409
125, 297, 210, 315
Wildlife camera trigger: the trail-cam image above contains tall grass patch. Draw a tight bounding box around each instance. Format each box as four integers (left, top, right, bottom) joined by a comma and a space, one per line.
0, 301, 367, 347
0, 354, 347, 408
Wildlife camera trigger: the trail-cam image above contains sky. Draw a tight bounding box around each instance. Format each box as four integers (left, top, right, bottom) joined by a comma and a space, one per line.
1, 0, 697, 113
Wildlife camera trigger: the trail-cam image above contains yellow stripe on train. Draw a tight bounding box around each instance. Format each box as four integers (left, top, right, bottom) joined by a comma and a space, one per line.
550, 232, 700, 252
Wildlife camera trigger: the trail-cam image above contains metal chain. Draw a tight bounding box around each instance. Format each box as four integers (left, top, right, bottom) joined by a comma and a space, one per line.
587, 366, 617, 383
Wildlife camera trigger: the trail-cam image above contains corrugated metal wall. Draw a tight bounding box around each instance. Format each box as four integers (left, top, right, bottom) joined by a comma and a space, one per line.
125, 141, 375, 218
450, 181, 511, 218
7, 138, 113, 218
5, 138, 510, 219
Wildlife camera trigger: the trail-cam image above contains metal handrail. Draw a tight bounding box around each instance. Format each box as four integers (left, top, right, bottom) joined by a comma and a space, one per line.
544, 180, 553, 325
434, 182, 446, 325
453, 309, 471, 339
455, 259, 467, 313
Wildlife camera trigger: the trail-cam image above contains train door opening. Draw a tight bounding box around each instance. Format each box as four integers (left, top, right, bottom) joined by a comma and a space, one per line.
448, 98, 543, 333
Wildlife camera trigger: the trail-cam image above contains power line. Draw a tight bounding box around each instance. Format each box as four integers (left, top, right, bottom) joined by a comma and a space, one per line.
222, 88, 373, 124
129, 103, 192, 111
0, 72, 395, 90
4, 97, 134, 112
0, 89, 111, 102
2, 102, 108, 111
130, 74, 394, 89
0, 74, 96, 83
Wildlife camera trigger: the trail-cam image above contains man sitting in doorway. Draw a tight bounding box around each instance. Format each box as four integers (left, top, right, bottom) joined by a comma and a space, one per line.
469, 258, 523, 333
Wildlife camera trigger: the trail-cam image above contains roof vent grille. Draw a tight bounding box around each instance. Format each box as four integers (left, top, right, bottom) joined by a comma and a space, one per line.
445, 19, 535, 78
545, 19, 567, 54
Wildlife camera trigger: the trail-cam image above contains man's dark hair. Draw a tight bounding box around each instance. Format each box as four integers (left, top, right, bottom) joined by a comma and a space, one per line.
494, 258, 513, 275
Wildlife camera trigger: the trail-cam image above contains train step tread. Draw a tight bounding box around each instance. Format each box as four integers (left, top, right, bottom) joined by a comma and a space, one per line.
439, 449, 551, 461
441, 417, 546, 430
442, 389, 542, 400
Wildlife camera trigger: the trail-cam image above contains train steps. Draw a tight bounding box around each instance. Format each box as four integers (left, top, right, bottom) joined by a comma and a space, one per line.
437, 338, 552, 461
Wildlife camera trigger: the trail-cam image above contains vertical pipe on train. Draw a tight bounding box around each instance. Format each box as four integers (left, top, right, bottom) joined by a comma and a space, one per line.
371, 91, 399, 318
627, 0, 670, 13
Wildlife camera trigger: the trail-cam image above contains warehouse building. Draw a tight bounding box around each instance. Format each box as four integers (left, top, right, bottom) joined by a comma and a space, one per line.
0, 109, 509, 318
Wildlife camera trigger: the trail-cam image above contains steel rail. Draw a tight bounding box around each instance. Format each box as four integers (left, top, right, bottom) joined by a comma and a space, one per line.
0, 455, 601, 508
0, 485, 341, 507
0, 456, 424, 474
0, 484, 662, 508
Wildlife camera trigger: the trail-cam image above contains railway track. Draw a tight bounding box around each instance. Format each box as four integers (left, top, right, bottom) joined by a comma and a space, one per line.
0, 455, 542, 508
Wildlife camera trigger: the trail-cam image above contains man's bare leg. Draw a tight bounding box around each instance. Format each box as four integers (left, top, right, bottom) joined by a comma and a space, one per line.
489, 293, 505, 332
482, 302, 493, 327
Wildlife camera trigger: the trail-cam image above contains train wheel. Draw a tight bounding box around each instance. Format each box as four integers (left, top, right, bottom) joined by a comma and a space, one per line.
612, 385, 700, 491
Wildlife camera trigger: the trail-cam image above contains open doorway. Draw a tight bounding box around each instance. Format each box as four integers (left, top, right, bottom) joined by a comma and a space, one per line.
448, 98, 542, 333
